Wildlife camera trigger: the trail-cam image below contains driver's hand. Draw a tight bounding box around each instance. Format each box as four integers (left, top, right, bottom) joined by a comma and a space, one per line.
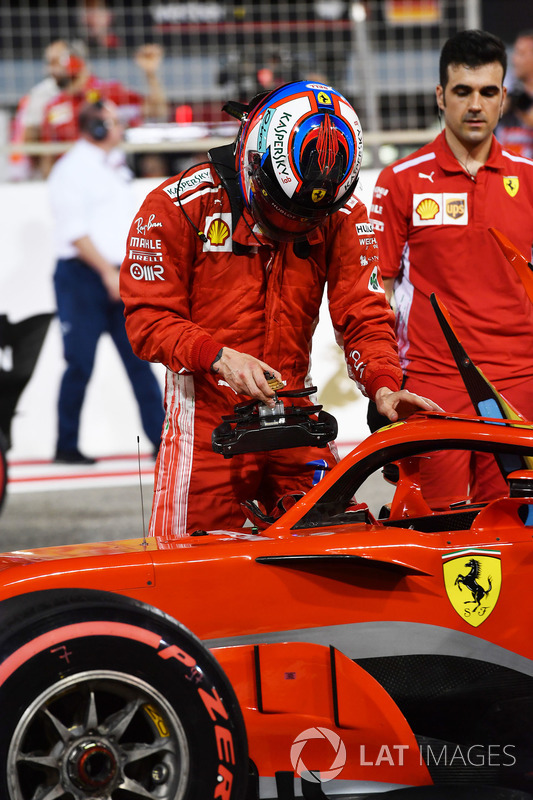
375, 386, 443, 423
211, 347, 282, 407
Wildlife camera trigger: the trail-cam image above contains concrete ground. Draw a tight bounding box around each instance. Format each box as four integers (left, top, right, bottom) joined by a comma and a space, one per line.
0, 475, 392, 554
0, 447, 393, 553
0, 453, 157, 551
0, 484, 150, 551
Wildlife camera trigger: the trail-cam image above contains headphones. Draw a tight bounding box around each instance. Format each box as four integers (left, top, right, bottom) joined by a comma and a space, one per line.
80, 100, 110, 142
86, 117, 109, 141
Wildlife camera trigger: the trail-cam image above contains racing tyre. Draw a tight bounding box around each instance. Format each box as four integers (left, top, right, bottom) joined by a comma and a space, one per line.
0, 588, 248, 800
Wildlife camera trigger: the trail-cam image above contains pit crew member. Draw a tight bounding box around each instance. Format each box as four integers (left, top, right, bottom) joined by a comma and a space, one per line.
369, 30, 533, 508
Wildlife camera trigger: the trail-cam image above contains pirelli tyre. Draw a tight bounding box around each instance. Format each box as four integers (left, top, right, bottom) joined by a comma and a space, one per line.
0, 588, 248, 800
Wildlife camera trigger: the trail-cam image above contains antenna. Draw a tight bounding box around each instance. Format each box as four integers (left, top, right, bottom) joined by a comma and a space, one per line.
137, 436, 148, 549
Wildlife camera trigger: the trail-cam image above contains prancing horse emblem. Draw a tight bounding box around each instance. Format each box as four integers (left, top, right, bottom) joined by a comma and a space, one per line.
455, 559, 492, 608
443, 550, 501, 627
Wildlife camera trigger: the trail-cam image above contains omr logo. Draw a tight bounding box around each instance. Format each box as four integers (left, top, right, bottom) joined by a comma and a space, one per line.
290, 727, 346, 783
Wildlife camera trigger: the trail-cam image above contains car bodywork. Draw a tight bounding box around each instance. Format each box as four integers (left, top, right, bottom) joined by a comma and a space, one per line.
1, 412, 533, 798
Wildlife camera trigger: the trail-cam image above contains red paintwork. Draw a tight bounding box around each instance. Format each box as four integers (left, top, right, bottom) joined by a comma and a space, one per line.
1, 412, 533, 792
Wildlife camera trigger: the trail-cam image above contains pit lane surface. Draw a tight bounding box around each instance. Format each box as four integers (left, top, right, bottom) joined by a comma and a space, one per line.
1, 453, 156, 550
0, 442, 391, 551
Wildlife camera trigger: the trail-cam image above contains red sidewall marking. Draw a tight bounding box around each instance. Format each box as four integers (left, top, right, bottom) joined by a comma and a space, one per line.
0, 621, 162, 683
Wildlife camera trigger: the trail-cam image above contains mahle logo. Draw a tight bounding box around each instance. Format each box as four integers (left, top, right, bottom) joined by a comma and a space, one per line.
290, 727, 346, 783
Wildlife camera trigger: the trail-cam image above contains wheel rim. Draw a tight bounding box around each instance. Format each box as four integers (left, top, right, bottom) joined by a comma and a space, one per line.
7, 670, 190, 799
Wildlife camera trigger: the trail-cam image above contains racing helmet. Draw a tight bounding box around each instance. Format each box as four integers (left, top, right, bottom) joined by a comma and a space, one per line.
234, 81, 364, 242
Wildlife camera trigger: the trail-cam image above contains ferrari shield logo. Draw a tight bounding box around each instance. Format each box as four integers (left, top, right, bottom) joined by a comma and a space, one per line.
504, 176, 519, 197
443, 549, 501, 627
312, 189, 327, 202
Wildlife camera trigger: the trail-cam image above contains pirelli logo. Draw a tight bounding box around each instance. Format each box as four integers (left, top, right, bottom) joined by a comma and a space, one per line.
129, 250, 163, 262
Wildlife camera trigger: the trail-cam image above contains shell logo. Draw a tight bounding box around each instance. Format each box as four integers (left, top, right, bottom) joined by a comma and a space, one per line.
416, 197, 439, 220
207, 218, 230, 246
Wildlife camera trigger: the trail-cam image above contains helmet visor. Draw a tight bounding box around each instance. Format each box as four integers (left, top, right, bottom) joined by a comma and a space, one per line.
249, 151, 331, 242
250, 190, 324, 242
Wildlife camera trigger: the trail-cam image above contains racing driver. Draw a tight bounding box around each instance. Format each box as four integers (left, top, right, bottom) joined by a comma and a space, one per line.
120, 81, 440, 539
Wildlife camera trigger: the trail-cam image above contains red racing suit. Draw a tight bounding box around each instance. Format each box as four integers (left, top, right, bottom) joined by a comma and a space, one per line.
120, 151, 402, 538
370, 131, 533, 506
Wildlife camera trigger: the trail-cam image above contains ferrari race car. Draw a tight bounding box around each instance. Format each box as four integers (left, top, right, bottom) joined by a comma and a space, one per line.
0, 407, 533, 800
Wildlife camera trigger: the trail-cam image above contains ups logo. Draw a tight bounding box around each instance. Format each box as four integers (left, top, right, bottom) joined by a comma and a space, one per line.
446, 198, 465, 219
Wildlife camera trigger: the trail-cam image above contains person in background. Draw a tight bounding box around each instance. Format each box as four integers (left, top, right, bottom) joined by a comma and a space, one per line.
496, 30, 533, 159
79, 0, 122, 50
18, 41, 72, 141
9, 40, 74, 180
48, 99, 164, 464
42, 42, 166, 140
369, 29, 533, 509
38, 42, 167, 176
120, 80, 440, 539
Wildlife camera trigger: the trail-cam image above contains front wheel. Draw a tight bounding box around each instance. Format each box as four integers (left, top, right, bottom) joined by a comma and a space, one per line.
0, 589, 248, 799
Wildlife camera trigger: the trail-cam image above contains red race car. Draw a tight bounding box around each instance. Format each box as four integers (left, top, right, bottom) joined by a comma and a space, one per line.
0, 404, 532, 800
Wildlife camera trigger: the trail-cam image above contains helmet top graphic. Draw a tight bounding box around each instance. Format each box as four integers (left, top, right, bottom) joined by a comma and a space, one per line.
232, 81, 364, 241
